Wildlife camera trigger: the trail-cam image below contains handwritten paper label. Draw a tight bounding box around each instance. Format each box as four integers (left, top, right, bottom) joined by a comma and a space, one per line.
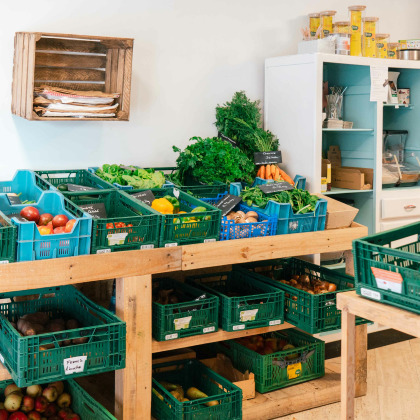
370, 66, 388, 102
174, 316, 192, 330
240, 309, 258, 322
63, 356, 87, 375
107, 232, 128, 246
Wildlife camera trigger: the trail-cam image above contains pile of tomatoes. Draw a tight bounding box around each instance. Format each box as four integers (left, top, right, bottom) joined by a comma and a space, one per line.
106, 222, 133, 229
19, 206, 76, 236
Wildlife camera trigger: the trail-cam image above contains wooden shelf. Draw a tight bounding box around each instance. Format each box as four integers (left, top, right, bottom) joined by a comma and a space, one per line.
152, 323, 294, 353
322, 128, 374, 132
12, 32, 133, 121
324, 188, 373, 195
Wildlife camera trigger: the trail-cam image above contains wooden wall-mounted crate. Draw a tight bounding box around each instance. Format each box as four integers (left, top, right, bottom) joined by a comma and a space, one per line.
12, 32, 133, 121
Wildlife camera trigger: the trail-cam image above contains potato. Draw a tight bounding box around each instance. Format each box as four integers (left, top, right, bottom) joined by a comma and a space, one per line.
245, 211, 258, 219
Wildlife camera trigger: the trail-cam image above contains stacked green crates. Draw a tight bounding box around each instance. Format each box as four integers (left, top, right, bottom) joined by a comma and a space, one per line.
186, 270, 284, 331
0, 211, 16, 263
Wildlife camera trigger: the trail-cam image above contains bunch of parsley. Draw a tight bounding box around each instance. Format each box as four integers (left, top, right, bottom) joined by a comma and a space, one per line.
215, 91, 279, 159
172, 137, 254, 185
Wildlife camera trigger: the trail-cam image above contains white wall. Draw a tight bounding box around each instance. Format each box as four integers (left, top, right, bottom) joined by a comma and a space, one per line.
1, 0, 419, 178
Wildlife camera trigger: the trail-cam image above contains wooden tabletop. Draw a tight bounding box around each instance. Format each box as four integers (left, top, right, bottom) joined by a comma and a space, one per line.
337, 291, 420, 338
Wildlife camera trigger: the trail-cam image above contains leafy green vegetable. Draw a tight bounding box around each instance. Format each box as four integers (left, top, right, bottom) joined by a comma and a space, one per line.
215, 91, 279, 158
172, 137, 254, 185
95, 165, 166, 189
240, 187, 319, 214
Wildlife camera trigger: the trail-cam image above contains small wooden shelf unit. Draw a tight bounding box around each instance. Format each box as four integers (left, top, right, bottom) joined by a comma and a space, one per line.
11, 32, 133, 121
0, 222, 368, 420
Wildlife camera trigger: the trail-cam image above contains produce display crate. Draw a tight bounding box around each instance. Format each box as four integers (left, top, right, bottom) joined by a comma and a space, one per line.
0, 285, 126, 386
0, 190, 92, 262
69, 189, 161, 253
0, 379, 117, 419
253, 174, 306, 190
152, 359, 242, 420
186, 270, 284, 331
0, 170, 52, 204
354, 222, 420, 314
230, 182, 327, 235
12, 32, 133, 121
220, 329, 325, 393
240, 258, 368, 334
152, 278, 219, 341
88, 166, 174, 190
126, 188, 222, 247
35, 169, 116, 196
0, 211, 17, 263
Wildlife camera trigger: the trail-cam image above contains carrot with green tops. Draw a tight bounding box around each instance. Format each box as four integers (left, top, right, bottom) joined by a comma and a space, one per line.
278, 168, 294, 185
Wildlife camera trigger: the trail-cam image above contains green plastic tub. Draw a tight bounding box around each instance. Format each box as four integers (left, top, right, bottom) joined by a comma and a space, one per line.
152, 359, 242, 420
152, 278, 219, 341
0, 211, 16, 263
0, 285, 126, 386
186, 270, 284, 332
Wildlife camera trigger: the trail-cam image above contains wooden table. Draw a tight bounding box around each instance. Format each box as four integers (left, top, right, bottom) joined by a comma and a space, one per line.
337, 291, 420, 420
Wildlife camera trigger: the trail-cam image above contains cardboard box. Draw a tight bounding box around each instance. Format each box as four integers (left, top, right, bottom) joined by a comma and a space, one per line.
201, 354, 255, 400
327, 146, 341, 167
317, 194, 359, 230
331, 166, 373, 190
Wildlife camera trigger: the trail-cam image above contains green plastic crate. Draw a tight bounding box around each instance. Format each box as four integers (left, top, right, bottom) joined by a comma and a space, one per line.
35, 169, 116, 195
220, 329, 325, 393
239, 258, 369, 334
69, 189, 161, 253
152, 278, 219, 341
126, 188, 222, 246
152, 359, 242, 420
354, 221, 420, 313
0, 211, 16, 263
0, 285, 126, 386
186, 270, 285, 332
0, 379, 116, 419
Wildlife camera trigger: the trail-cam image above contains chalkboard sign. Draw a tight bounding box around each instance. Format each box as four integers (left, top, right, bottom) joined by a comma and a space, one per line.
131, 190, 155, 206
67, 184, 97, 192
7, 194, 22, 205
254, 151, 282, 165
215, 194, 242, 216
258, 182, 294, 194
218, 132, 238, 148
8, 213, 28, 223
78, 203, 108, 219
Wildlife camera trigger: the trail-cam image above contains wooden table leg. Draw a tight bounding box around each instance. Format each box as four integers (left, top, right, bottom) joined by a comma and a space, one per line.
355, 323, 367, 396
115, 275, 152, 420
341, 307, 356, 420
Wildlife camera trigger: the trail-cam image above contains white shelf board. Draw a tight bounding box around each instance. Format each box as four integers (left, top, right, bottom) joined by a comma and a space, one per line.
324, 188, 374, 195
322, 128, 374, 132
383, 103, 414, 109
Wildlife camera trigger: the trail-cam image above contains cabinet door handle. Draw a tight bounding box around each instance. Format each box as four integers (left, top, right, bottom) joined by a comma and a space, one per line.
404, 204, 417, 210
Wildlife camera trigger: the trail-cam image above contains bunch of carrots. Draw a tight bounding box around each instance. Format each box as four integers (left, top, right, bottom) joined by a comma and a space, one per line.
256, 164, 294, 185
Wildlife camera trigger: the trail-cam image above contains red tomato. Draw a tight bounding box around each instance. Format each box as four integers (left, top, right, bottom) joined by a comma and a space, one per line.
52, 214, 69, 228
20, 206, 40, 223
38, 224, 53, 235
126, 224, 133, 227
106, 223, 114, 229
53, 226, 66, 234
64, 219, 76, 233
38, 213, 53, 226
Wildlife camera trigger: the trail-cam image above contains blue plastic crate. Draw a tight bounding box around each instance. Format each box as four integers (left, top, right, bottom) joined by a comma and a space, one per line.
229, 182, 327, 235
88, 166, 174, 190
0, 191, 92, 261
200, 192, 228, 206
0, 170, 53, 204
253, 174, 306, 190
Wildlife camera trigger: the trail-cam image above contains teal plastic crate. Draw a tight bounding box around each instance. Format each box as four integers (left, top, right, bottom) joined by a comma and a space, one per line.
0, 379, 116, 419
0, 190, 92, 261
35, 169, 116, 195
354, 221, 420, 313
126, 188, 222, 246
0, 285, 126, 386
152, 278, 219, 341
68, 189, 161, 253
240, 258, 369, 334
0, 211, 16, 263
220, 329, 325, 393
0, 170, 52, 204
186, 270, 284, 331
152, 359, 242, 420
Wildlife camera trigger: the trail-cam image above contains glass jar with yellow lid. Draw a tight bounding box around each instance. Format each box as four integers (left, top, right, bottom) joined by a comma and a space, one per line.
387, 42, 400, 59
308, 13, 321, 38
348, 5, 366, 56
362, 17, 379, 57
320, 11, 336, 38
376, 33, 390, 59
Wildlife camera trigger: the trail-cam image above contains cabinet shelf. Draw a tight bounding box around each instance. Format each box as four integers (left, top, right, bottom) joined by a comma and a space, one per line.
322, 128, 374, 132
324, 188, 373, 195
383, 103, 413, 109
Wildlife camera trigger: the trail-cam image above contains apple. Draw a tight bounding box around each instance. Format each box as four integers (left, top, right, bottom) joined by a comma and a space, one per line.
21, 396, 35, 413
34, 396, 48, 413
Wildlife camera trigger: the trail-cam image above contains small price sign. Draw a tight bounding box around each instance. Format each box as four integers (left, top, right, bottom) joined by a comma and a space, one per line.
67, 183, 97, 192
218, 132, 238, 148
79, 203, 107, 219
254, 151, 282, 165
6, 194, 22, 205
258, 182, 293, 194
130, 190, 155, 206
215, 194, 242, 216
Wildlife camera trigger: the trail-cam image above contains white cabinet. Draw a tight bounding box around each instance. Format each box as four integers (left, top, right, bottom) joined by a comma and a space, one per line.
381, 196, 420, 219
